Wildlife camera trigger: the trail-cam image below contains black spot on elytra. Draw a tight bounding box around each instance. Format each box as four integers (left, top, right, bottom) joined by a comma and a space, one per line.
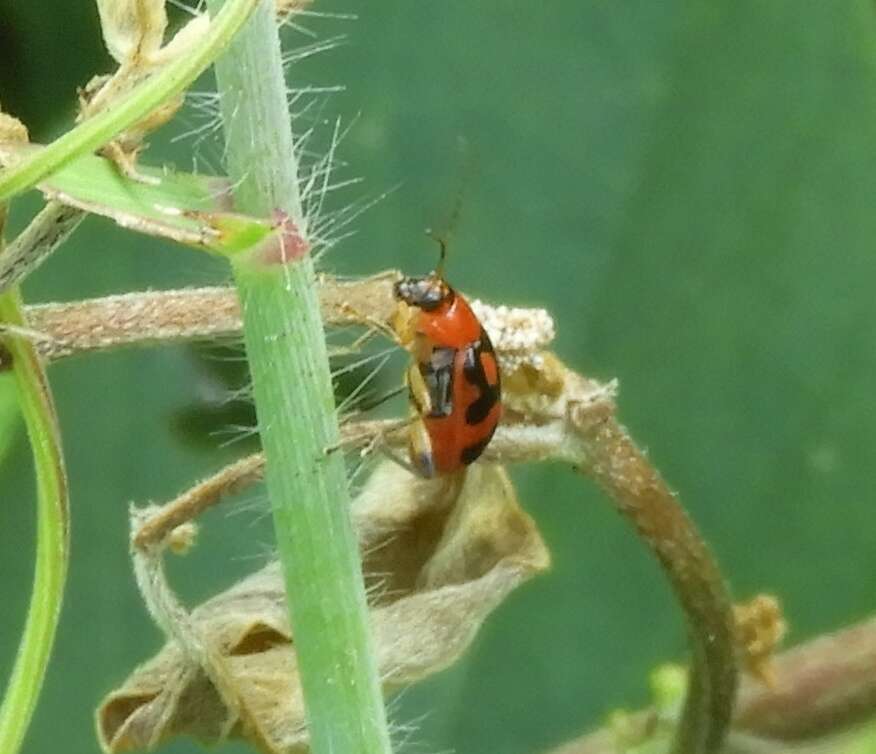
462, 330, 500, 426
460, 425, 496, 465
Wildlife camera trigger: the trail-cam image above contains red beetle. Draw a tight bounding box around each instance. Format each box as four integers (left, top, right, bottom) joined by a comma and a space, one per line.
393, 242, 501, 477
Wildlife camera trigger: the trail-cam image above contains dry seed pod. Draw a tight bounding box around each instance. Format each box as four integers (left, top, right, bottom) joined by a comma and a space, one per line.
97, 462, 549, 754
0, 109, 28, 230
86, 1, 208, 175
734, 594, 786, 686
0, 111, 28, 144
151, 15, 210, 66
96, 0, 168, 65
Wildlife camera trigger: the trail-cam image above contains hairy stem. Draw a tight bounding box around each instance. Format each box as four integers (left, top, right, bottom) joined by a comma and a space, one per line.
0, 290, 69, 754
132, 453, 264, 550
22, 274, 553, 363
206, 2, 392, 754
20, 277, 396, 362
570, 418, 737, 753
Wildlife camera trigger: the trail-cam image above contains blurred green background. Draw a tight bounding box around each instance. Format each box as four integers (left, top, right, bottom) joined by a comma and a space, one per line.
3, 2, 876, 753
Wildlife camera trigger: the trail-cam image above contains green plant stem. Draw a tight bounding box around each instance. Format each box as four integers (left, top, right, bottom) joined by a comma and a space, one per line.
0, 0, 259, 203
206, 2, 392, 754
0, 289, 69, 754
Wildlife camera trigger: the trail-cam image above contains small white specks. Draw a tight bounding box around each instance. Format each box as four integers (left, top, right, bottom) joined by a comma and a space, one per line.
470, 299, 555, 370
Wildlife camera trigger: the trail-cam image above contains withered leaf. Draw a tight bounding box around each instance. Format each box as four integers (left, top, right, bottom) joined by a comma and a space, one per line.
0, 112, 28, 144
96, 0, 168, 64
97, 462, 549, 754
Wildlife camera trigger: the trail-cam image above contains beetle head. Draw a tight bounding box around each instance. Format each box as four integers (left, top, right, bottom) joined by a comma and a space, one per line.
393, 274, 453, 311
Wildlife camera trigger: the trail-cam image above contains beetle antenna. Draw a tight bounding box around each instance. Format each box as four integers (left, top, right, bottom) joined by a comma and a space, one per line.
425, 227, 448, 276
425, 143, 476, 276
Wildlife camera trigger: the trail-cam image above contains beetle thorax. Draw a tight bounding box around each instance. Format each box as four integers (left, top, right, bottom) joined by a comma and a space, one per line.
394, 274, 453, 311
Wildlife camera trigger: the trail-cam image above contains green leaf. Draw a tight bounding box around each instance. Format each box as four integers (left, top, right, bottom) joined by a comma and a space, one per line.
0, 144, 273, 254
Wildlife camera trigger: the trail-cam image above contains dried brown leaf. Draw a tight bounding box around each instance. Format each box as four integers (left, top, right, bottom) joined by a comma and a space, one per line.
734, 594, 786, 687
97, 462, 549, 754
96, 0, 168, 64
0, 112, 28, 144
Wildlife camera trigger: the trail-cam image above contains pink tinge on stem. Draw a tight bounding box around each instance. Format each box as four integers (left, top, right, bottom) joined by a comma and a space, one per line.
254, 209, 310, 266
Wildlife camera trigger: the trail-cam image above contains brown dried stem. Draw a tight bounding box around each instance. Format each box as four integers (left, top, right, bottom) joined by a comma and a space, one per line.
25, 287, 243, 360
545, 614, 876, 753
734, 614, 876, 740
24, 274, 401, 361
572, 419, 737, 753
132, 453, 265, 551
130, 506, 266, 751
500, 360, 737, 753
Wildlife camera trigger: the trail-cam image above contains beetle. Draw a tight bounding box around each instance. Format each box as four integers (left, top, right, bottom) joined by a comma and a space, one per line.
392, 240, 501, 477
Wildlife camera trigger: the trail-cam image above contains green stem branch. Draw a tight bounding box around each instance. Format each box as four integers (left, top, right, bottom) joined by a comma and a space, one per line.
206, 2, 392, 753
0, 289, 69, 754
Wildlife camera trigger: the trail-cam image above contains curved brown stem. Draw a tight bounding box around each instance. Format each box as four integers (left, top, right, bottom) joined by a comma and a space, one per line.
132, 453, 265, 551
571, 416, 738, 753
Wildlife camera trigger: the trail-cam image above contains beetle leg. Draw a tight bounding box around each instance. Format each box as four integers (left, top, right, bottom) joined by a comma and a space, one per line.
323, 417, 409, 456
349, 383, 408, 414
376, 442, 430, 478
337, 301, 405, 346
406, 415, 436, 478
406, 361, 433, 415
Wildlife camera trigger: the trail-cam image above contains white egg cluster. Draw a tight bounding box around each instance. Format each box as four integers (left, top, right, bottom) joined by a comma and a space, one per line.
469, 299, 555, 372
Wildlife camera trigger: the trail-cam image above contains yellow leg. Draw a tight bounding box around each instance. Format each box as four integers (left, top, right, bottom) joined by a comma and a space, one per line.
407, 415, 435, 478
